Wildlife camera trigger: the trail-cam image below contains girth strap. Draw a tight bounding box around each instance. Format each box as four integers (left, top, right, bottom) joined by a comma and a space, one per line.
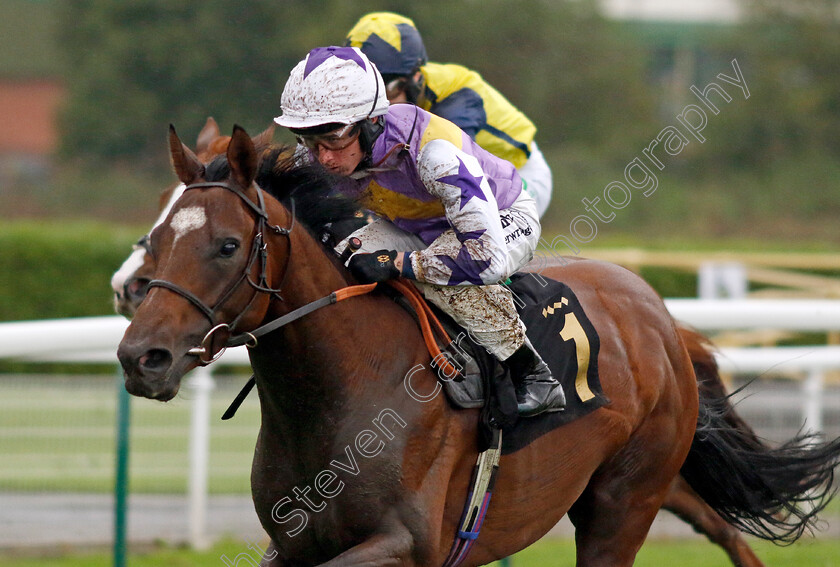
442, 427, 503, 567
218, 275, 504, 567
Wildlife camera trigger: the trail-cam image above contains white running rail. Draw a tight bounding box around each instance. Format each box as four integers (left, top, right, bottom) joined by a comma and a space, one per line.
2, 299, 839, 548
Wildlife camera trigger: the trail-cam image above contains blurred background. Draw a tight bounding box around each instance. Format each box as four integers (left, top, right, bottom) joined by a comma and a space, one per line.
4, 0, 840, 243
1, 0, 839, 565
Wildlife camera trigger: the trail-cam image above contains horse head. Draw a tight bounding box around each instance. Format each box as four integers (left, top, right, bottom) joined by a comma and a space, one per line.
117, 125, 285, 400
111, 118, 274, 319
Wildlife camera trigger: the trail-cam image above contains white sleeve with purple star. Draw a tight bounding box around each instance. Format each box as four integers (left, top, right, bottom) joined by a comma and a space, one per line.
410, 139, 511, 286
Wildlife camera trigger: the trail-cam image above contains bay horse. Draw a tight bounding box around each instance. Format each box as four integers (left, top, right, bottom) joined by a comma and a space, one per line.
110, 117, 274, 318
110, 149, 776, 567
109, 149, 778, 567
118, 126, 840, 566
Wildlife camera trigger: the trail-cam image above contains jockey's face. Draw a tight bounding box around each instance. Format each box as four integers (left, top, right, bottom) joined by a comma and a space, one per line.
314, 137, 364, 177
298, 123, 365, 177
385, 71, 424, 105
385, 78, 409, 103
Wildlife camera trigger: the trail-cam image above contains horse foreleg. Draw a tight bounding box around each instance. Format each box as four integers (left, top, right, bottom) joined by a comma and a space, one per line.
662, 476, 765, 567
314, 528, 416, 567
568, 478, 666, 567
256, 529, 415, 567
259, 541, 282, 567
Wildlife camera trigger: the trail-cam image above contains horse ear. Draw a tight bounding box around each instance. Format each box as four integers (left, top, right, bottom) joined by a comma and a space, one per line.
195, 117, 220, 154
227, 125, 258, 189
251, 123, 275, 152
169, 124, 205, 184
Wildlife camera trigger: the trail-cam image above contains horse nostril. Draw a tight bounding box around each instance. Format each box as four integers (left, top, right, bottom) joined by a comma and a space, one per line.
125, 278, 151, 302
139, 348, 172, 372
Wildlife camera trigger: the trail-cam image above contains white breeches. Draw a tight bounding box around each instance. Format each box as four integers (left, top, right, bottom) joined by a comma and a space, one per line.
518, 141, 552, 218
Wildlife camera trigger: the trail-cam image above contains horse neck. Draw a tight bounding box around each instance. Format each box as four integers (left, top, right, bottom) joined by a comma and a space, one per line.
248, 198, 449, 481
252, 199, 377, 432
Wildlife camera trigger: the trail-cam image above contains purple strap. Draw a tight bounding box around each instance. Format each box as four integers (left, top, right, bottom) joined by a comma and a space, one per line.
442, 490, 495, 567
441, 429, 502, 567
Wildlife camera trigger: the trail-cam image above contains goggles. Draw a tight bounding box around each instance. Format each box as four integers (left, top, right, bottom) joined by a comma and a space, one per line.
296, 123, 361, 152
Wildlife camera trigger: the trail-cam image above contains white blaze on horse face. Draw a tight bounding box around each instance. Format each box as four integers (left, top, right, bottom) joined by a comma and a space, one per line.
111, 246, 147, 295
157, 183, 188, 225
170, 206, 207, 245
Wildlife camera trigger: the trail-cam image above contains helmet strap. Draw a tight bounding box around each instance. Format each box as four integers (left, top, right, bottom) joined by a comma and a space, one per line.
367, 67, 381, 119
355, 117, 385, 172
350, 61, 386, 173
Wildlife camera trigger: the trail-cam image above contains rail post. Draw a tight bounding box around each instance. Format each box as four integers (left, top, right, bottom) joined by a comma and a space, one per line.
113, 367, 131, 567
803, 368, 825, 436
188, 366, 215, 550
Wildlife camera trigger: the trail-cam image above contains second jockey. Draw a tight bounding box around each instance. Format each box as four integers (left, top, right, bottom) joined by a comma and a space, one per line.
345, 12, 553, 218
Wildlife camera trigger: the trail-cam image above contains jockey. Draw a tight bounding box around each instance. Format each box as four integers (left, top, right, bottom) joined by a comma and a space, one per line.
345, 12, 553, 218
274, 46, 565, 417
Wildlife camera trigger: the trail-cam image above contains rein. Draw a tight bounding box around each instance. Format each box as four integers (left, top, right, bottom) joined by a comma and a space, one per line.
219, 278, 460, 420
146, 179, 386, 368
148, 178, 463, 376
219, 281, 377, 420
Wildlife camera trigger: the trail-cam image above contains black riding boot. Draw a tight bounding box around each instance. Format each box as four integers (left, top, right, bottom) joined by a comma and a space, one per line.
505, 339, 566, 417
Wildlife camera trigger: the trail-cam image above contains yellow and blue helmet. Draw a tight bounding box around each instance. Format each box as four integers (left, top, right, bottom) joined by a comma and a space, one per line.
345, 12, 428, 77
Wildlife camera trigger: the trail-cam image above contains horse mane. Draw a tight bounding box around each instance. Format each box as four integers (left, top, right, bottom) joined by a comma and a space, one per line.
202, 144, 364, 245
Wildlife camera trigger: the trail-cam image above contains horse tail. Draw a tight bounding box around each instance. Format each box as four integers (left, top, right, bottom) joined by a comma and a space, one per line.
677, 326, 840, 544
678, 328, 762, 442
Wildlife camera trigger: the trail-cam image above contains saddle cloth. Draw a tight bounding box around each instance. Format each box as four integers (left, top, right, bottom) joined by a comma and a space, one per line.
428, 272, 610, 454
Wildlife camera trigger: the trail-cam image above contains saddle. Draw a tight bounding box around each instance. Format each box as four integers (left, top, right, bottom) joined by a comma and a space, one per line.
388, 272, 613, 567
388, 272, 610, 455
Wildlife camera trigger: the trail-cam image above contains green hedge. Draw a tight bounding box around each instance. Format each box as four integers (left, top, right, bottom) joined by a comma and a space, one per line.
0, 221, 141, 321
0, 220, 705, 325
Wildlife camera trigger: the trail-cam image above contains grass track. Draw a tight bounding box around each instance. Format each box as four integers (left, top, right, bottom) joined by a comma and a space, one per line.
0, 375, 259, 494
0, 537, 838, 566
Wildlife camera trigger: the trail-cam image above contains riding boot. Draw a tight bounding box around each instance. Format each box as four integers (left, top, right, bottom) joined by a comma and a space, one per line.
505, 339, 566, 417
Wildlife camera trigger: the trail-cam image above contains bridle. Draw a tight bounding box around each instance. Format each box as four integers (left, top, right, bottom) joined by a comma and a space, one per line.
146, 180, 294, 365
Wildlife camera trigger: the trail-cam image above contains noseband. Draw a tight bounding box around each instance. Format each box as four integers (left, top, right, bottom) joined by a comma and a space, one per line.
146, 181, 294, 365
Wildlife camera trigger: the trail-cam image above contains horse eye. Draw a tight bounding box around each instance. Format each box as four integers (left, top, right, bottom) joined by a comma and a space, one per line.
219, 240, 240, 258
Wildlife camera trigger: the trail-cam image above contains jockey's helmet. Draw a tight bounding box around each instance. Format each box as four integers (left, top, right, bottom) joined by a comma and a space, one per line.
345, 12, 428, 77
274, 46, 389, 130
